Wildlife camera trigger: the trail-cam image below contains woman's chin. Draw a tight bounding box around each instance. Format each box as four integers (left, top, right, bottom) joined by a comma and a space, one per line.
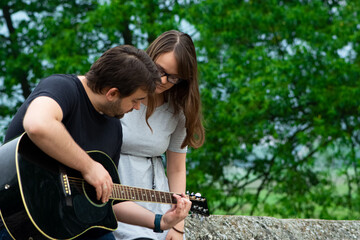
155, 88, 165, 94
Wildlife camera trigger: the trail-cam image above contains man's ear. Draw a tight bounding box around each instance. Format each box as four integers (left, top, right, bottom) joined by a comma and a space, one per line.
105, 88, 120, 101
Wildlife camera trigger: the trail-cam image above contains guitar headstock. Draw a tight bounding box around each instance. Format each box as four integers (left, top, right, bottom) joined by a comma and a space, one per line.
187, 191, 209, 217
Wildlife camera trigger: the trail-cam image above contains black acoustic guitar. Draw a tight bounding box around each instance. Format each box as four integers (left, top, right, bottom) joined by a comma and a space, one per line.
0, 133, 209, 240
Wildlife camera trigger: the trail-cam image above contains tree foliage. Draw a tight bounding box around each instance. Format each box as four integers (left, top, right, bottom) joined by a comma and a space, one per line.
0, 0, 181, 140
185, 0, 360, 219
1, 0, 360, 219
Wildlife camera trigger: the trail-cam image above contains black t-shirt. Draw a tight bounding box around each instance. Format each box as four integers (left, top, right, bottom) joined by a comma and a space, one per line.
5, 74, 122, 164
2, 74, 122, 236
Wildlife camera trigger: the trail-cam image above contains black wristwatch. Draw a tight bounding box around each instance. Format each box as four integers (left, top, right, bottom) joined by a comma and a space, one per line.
153, 214, 164, 233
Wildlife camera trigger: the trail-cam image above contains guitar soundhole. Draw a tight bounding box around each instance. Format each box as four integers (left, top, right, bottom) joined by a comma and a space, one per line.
82, 181, 104, 206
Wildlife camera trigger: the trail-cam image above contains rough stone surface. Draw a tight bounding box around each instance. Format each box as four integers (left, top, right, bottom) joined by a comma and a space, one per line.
184, 215, 360, 240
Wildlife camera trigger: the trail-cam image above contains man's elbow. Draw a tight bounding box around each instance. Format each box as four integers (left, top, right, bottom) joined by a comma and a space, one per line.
23, 116, 49, 139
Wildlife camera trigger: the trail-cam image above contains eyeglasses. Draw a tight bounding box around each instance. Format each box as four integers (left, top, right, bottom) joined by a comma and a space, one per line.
156, 64, 184, 84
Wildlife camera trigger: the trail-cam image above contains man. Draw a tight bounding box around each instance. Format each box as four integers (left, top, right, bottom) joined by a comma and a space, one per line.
0, 45, 191, 240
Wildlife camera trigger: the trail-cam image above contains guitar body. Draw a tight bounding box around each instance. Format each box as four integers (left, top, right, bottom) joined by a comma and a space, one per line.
0, 133, 119, 239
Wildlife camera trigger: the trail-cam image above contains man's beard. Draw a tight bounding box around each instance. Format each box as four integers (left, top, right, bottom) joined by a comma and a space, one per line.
99, 99, 125, 119
114, 113, 125, 119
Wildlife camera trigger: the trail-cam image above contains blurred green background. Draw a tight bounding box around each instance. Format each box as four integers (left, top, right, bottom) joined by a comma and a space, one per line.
1, 0, 360, 220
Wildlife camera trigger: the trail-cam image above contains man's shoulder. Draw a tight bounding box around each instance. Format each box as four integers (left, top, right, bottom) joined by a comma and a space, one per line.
39, 74, 79, 86
34, 74, 82, 98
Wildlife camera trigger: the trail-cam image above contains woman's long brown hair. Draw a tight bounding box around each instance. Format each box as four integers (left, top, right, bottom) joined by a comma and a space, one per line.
146, 30, 205, 149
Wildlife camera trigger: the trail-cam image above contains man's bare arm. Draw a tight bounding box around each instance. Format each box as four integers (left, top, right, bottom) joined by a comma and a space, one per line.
23, 96, 113, 203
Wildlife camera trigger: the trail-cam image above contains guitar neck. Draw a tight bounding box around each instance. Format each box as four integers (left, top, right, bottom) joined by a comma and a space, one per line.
111, 184, 177, 204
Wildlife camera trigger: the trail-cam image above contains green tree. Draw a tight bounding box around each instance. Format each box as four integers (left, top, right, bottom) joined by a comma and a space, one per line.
0, 0, 101, 142
0, 0, 182, 141
185, 0, 360, 219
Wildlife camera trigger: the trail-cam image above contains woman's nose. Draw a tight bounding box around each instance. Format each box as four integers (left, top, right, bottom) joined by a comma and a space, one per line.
160, 76, 168, 84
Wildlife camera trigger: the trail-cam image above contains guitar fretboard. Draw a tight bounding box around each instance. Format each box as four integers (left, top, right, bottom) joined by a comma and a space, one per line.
111, 184, 177, 204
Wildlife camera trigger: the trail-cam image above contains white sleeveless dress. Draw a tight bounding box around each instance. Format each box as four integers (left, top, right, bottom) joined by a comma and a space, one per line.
114, 102, 187, 240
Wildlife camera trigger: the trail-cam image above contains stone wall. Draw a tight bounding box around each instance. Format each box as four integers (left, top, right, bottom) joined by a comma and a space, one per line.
184, 215, 360, 240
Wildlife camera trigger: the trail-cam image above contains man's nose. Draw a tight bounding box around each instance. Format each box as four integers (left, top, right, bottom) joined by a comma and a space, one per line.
133, 101, 141, 110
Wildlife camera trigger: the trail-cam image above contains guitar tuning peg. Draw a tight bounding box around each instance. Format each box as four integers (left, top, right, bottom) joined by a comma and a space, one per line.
186, 190, 189, 195
195, 192, 201, 197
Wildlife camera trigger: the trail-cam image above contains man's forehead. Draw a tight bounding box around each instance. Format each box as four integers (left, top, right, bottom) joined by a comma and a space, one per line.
134, 95, 146, 100
131, 89, 147, 99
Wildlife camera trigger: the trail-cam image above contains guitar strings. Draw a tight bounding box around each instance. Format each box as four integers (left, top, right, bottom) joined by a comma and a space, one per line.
67, 178, 179, 198
65, 178, 175, 203
67, 177, 176, 195
62, 178, 206, 214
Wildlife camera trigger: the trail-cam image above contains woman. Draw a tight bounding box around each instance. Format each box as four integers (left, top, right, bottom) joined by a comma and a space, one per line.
114, 30, 205, 240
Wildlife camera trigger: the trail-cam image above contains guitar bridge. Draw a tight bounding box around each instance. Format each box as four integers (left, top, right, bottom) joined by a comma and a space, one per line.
61, 172, 72, 196
59, 166, 73, 207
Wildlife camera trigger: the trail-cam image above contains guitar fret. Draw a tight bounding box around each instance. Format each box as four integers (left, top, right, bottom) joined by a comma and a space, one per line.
129, 186, 133, 200
121, 186, 126, 199
142, 190, 146, 201
116, 185, 120, 199
119, 186, 123, 199
147, 189, 151, 201
118, 185, 122, 199
139, 189, 145, 201
121, 187, 126, 200
133, 188, 137, 200
161, 192, 165, 203
153, 190, 157, 202
145, 189, 149, 202
135, 188, 140, 201
156, 190, 159, 202
160, 191, 165, 203
128, 187, 132, 200
133, 188, 138, 201
150, 189, 155, 202
155, 190, 160, 203
128, 186, 132, 200
112, 185, 116, 199
130, 187, 135, 200
170, 193, 175, 203
121, 186, 126, 200
158, 191, 162, 203
139, 189, 143, 200
125, 186, 130, 200
166, 192, 172, 204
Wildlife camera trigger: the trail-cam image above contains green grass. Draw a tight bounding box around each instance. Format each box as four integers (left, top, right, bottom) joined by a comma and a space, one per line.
211, 178, 360, 220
